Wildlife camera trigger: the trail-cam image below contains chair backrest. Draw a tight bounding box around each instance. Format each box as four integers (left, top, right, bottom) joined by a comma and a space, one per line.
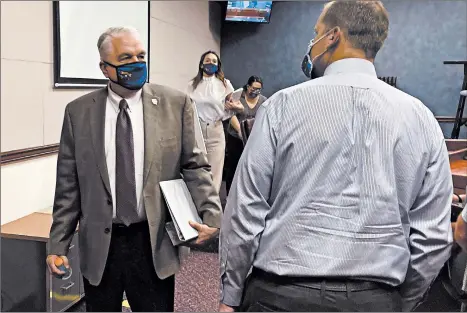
441, 202, 467, 303
440, 247, 467, 303
240, 118, 255, 146
378, 76, 397, 88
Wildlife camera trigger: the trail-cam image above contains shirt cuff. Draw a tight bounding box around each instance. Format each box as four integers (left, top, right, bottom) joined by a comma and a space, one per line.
461, 207, 467, 222
221, 283, 244, 307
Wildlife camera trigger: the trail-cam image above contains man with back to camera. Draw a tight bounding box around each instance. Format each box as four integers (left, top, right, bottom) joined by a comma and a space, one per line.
219, 1, 453, 312
45, 26, 222, 311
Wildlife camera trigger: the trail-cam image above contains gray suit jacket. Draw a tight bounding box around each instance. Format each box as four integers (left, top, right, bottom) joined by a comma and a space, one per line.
48, 84, 222, 285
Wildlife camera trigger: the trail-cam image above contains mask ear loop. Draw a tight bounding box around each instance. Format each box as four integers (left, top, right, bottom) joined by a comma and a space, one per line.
308, 27, 338, 63
312, 27, 341, 67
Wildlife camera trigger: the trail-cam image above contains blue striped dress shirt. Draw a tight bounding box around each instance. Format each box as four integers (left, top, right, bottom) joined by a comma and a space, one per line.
219, 58, 453, 311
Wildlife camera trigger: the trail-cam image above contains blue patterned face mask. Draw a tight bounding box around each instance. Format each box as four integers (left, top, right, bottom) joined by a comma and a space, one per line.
202, 63, 218, 76
104, 61, 148, 90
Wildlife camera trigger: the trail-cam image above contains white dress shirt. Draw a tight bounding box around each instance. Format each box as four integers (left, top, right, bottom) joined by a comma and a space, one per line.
187, 76, 235, 123
105, 86, 146, 222
220, 58, 453, 311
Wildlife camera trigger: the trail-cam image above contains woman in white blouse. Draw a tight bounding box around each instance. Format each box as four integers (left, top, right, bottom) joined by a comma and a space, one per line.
187, 51, 243, 193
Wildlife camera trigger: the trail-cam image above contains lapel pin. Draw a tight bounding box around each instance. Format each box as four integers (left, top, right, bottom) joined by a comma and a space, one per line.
152, 98, 158, 105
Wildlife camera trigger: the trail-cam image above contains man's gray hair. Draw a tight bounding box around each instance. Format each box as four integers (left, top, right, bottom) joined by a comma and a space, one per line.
97, 26, 141, 57
321, 1, 389, 59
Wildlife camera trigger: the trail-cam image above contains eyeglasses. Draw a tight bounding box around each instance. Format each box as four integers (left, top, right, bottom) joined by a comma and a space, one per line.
250, 87, 262, 92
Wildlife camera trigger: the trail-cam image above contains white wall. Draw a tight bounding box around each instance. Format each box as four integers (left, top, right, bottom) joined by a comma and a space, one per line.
1, 1, 221, 225
1, 156, 57, 225
149, 1, 221, 91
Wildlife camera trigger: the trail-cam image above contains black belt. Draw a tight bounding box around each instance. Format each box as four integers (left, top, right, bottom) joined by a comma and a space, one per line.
112, 221, 149, 234
251, 268, 396, 292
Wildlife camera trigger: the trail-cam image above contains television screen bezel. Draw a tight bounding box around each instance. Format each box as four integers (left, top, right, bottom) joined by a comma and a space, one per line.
224, 1, 273, 24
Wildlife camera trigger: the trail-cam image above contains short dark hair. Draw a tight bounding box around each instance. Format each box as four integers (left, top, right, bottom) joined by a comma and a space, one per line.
321, 1, 389, 59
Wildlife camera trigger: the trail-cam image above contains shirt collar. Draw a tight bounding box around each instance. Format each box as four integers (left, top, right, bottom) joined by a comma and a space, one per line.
324, 58, 377, 77
107, 85, 142, 113
202, 75, 215, 82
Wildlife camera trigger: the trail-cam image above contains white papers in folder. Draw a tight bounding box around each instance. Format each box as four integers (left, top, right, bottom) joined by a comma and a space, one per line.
230, 88, 243, 102
160, 179, 203, 245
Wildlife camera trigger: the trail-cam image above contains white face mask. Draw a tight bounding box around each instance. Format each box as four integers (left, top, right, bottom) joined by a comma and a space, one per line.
301, 28, 338, 79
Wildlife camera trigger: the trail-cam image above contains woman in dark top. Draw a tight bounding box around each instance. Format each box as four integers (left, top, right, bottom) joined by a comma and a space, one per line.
225, 76, 267, 194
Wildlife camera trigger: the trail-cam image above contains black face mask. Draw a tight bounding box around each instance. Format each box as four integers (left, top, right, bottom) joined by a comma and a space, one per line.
301, 49, 316, 79
248, 88, 261, 98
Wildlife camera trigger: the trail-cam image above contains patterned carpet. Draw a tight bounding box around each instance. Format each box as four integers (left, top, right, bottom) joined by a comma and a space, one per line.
174, 251, 219, 312
69, 250, 219, 312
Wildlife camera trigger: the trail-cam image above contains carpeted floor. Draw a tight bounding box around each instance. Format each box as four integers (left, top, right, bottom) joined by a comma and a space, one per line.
174, 251, 219, 312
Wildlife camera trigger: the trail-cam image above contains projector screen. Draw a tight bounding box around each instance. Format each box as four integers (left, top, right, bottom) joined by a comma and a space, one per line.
53, 1, 150, 88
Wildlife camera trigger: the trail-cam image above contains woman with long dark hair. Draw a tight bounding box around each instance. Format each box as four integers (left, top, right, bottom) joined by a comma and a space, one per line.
187, 51, 243, 193
225, 75, 267, 194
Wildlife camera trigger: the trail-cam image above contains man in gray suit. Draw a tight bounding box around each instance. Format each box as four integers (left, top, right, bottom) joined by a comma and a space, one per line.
46, 26, 222, 311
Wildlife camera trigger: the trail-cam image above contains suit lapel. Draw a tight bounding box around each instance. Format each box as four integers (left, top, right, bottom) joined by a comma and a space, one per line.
90, 88, 112, 197
142, 85, 161, 187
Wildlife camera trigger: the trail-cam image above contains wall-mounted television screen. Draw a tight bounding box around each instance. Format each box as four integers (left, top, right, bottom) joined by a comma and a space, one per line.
225, 1, 273, 23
